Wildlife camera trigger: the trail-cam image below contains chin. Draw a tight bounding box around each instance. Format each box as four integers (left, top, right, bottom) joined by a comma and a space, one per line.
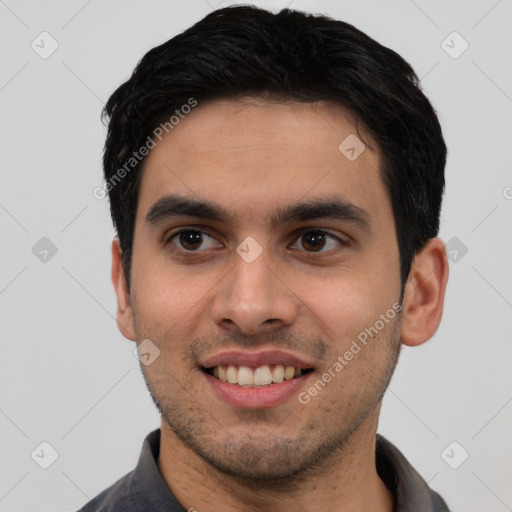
202, 442, 313, 481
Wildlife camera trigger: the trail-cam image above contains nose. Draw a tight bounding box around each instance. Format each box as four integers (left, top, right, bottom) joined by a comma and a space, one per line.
210, 244, 300, 336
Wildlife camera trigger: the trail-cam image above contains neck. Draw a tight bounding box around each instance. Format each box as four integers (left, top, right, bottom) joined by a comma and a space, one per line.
157, 409, 394, 512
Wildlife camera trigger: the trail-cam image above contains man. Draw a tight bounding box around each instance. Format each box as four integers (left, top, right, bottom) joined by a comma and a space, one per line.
81, 5, 450, 511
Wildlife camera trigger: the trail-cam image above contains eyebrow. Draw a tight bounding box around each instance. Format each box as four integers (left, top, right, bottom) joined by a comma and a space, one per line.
145, 194, 372, 233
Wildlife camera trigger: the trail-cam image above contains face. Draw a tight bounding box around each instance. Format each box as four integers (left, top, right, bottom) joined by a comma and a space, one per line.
126, 99, 403, 480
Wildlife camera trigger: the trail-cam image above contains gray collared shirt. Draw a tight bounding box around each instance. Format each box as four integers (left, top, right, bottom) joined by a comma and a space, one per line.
78, 429, 451, 511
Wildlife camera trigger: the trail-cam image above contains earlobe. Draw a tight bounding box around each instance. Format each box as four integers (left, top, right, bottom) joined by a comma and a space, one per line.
400, 238, 449, 347
111, 238, 137, 341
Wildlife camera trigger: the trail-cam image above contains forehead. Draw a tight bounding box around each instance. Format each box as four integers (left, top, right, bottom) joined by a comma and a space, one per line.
136, 98, 389, 229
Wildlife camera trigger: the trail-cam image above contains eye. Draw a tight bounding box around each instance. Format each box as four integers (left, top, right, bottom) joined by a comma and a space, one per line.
167, 229, 221, 252
166, 227, 346, 257
290, 229, 344, 253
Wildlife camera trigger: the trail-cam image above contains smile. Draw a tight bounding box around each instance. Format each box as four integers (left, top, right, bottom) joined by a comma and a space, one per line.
204, 364, 314, 387
200, 350, 315, 408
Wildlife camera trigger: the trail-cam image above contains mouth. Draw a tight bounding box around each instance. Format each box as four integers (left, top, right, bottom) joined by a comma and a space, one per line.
199, 350, 315, 408
203, 364, 314, 387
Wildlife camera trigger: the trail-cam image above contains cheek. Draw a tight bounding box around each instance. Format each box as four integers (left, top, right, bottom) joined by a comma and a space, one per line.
301, 271, 396, 346
131, 257, 219, 347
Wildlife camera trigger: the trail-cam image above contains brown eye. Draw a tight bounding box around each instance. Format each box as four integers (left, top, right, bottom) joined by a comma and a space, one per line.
291, 229, 343, 253
169, 229, 219, 252
300, 231, 327, 251
178, 230, 203, 250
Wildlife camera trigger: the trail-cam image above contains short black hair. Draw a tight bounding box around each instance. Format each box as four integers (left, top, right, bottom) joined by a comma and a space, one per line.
102, 5, 446, 291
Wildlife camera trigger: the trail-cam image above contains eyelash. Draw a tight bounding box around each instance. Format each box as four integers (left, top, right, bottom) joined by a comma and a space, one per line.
165, 227, 347, 259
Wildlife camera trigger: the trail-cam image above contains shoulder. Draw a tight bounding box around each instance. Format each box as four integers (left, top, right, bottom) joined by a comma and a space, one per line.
76, 470, 140, 512
376, 434, 451, 512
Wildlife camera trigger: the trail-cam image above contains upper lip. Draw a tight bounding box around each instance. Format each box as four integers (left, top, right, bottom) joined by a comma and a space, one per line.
201, 349, 315, 370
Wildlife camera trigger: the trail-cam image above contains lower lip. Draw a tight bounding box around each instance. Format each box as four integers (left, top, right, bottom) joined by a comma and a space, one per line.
203, 371, 311, 409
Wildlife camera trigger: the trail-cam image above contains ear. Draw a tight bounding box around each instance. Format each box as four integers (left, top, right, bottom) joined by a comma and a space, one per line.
111, 238, 136, 341
400, 238, 449, 347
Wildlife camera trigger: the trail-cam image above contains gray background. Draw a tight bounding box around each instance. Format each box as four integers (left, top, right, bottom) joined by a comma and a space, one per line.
1, 0, 511, 510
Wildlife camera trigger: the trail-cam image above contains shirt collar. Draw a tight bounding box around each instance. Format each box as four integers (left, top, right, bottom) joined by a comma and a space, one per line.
376, 434, 449, 511
129, 429, 449, 511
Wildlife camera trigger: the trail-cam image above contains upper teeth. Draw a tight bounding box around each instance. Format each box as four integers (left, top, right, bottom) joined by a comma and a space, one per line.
212, 364, 301, 387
